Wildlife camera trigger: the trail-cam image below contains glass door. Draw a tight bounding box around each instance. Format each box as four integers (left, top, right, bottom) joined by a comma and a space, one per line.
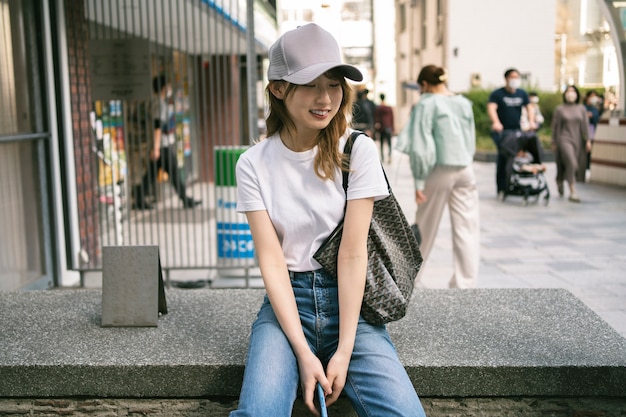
0, 0, 53, 290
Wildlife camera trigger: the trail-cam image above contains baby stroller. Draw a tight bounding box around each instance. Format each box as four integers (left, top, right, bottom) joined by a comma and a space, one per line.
500, 131, 550, 206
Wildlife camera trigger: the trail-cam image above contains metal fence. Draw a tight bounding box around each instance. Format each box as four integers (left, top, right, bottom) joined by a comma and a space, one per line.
70, 0, 268, 283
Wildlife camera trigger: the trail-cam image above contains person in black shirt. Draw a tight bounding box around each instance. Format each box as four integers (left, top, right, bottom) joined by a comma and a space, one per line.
487, 68, 536, 199
583, 90, 600, 173
353, 89, 375, 137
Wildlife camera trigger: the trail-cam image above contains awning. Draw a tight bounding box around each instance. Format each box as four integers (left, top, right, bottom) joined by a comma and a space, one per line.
84, 0, 277, 54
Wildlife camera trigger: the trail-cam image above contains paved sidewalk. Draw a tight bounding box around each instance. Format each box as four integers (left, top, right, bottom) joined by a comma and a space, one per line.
386, 151, 626, 339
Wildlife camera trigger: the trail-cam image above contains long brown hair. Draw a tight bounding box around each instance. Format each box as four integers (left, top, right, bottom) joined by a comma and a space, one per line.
265, 68, 355, 180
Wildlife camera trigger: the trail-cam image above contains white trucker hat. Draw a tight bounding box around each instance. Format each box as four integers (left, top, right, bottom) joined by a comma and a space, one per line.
267, 23, 363, 84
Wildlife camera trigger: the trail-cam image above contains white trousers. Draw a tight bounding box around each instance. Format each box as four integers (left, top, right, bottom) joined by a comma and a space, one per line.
415, 165, 480, 288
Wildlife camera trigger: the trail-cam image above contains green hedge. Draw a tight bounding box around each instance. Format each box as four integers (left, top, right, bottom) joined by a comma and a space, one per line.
463, 89, 497, 151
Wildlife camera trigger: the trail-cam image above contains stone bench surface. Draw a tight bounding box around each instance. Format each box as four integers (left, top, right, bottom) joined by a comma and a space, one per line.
1, 288, 625, 398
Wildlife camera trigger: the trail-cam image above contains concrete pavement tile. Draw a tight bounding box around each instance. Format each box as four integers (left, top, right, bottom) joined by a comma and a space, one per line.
556, 229, 601, 239
602, 282, 626, 292
476, 275, 527, 288
418, 268, 453, 289
481, 237, 531, 248
479, 246, 528, 259
474, 264, 502, 276
512, 248, 561, 259
497, 263, 553, 275
552, 268, 614, 281
569, 240, 625, 253
575, 294, 626, 311
539, 246, 589, 258
584, 258, 626, 270
508, 254, 561, 264
600, 227, 626, 237
596, 311, 626, 333
545, 261, 597, 271
506, 273, 570, 289
551, 273, 608, 288
525, 233, 568, 242
566, 284, 620, 299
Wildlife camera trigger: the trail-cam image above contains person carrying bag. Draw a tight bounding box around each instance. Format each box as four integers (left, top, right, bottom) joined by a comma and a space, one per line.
230, 23, 427, 417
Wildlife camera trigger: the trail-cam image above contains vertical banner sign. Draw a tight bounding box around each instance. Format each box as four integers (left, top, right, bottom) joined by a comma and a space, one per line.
214, 147, 255, 265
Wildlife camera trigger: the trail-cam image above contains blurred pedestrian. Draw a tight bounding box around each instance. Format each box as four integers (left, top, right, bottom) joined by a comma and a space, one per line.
396, 64, 479, 289
353, 89, 375, 137
231, 23, 426, 417
521, 92, 544, 131
126, 99, 155, 210
551, 85, 591, 203
135, 74, 201, 209
597, 93, 607, 116
374, 93, 394, 163
487, 68, 536, 200
583, 90, 600, 173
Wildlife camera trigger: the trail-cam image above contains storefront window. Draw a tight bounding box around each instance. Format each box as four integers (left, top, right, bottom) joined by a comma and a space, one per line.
0, 0, 48, 290
0, 141, 45, 290
0, 0, 43, 135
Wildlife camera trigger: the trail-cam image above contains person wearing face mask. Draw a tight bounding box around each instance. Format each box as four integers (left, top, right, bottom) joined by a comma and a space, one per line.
551, 85, 591, 203
487, 68, 536, 200
133, 74, 201, 209
521, 92, 544, 131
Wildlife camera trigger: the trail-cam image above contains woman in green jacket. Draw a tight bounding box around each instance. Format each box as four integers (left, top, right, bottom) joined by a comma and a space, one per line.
396, 64, 480, 289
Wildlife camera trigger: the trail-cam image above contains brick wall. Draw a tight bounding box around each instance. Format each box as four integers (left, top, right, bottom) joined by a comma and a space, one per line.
196, 54, 244, 183
63, 0, 101, 268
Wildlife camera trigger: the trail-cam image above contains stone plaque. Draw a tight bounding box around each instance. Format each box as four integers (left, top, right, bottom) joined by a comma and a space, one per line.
102, 245, 161, 327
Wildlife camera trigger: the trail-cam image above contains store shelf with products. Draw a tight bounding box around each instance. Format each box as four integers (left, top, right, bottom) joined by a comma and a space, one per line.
92, 99, 126, 245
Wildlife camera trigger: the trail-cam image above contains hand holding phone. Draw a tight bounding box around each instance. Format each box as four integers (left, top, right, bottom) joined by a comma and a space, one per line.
316, 382, 328, 417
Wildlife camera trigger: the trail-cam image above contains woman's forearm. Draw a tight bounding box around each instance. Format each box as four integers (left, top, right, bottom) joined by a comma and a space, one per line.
263, 265, 312, 358
336, 252, 367, 355
335, 198, 374, 355
246, 210, 312, 358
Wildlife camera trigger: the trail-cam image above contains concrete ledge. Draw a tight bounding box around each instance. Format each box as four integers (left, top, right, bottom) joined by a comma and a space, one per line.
1, 288, 625, 399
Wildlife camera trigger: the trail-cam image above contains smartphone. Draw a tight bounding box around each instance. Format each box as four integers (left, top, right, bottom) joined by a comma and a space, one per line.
316, 382, 328, 417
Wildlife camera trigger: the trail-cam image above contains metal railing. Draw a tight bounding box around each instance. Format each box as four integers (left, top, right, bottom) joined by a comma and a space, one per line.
70, 0, 267, 282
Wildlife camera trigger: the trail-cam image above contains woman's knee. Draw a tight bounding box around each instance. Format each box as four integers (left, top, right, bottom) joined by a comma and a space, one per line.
235, 309, 299, 416
345, 327, 425, 417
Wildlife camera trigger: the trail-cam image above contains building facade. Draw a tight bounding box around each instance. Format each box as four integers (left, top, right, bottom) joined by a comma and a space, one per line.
394, 0, 625, 128
0, 0, 278, 291
394, 0, 557, 127
276, 0, 376, 89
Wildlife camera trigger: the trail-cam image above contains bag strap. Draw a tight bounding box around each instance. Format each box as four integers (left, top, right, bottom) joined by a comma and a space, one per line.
341, 130, 363, 194
342, 131, 392, 196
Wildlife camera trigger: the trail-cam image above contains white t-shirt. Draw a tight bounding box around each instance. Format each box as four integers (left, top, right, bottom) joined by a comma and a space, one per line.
236, 130, 389, 272
154, 97, 175, 146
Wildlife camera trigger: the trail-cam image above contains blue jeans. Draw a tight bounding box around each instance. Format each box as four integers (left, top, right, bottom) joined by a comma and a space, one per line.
230, 269, 426, 417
